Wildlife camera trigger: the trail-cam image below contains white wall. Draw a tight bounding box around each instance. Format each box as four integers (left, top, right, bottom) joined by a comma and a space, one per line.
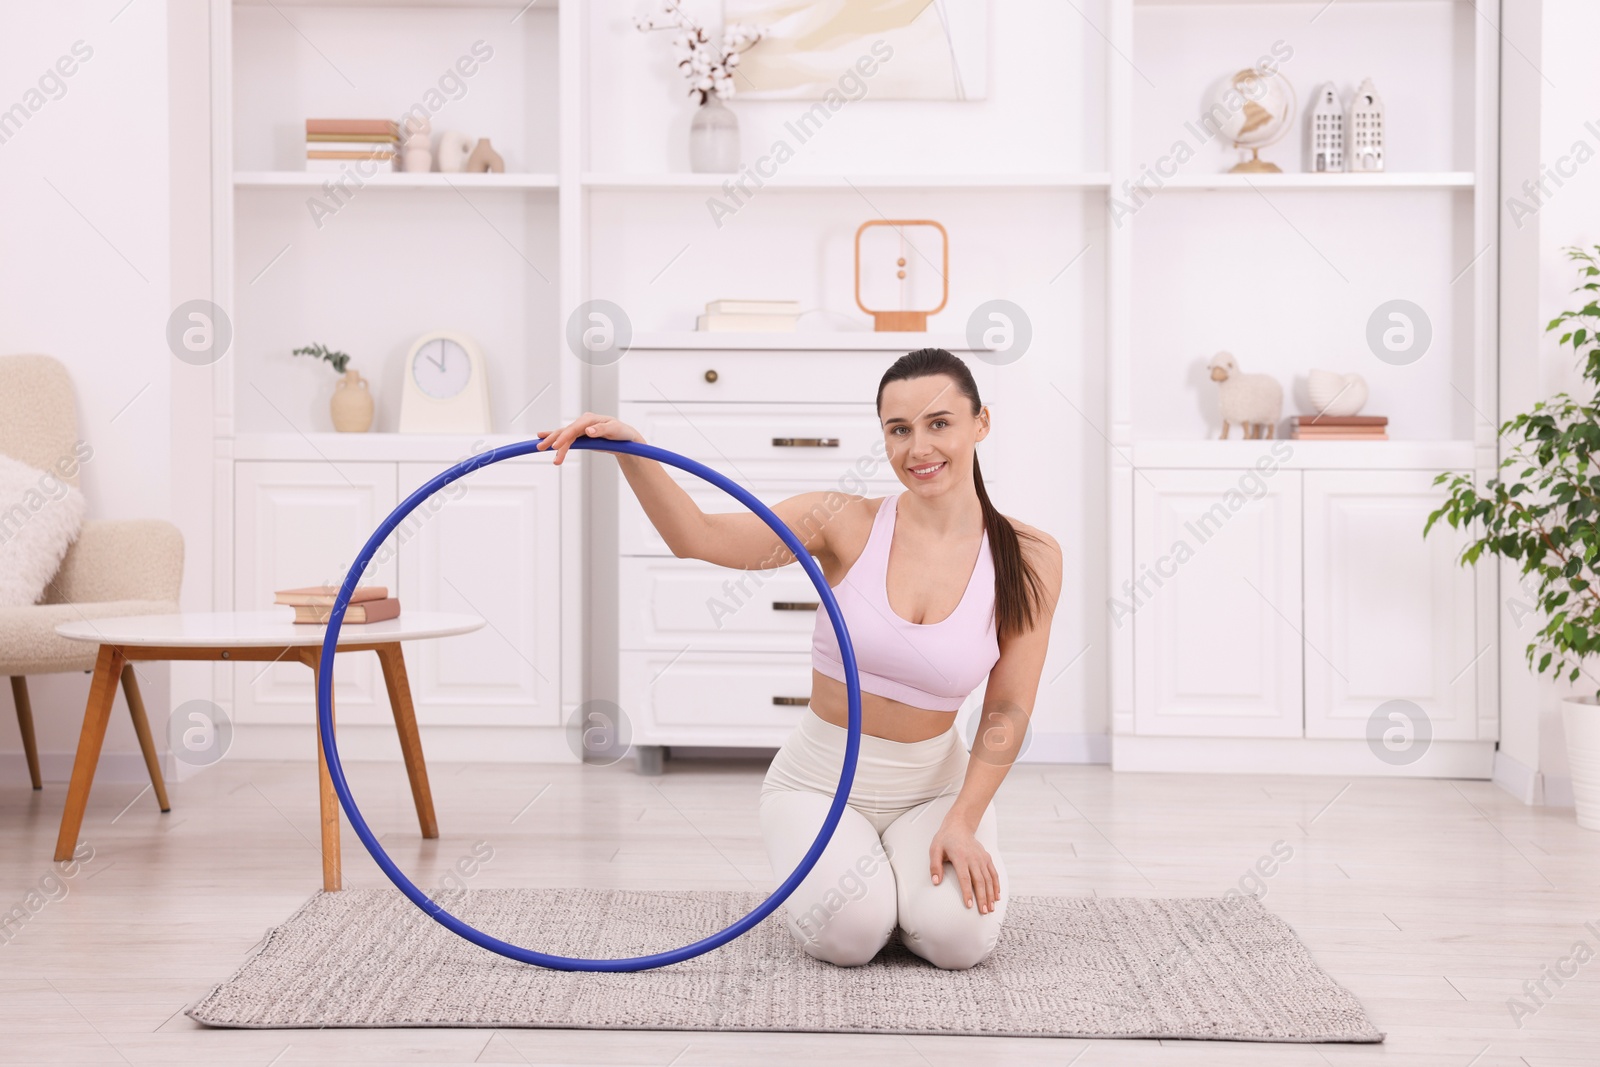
1496, 0, 1600, 805
0, 1, 174, 782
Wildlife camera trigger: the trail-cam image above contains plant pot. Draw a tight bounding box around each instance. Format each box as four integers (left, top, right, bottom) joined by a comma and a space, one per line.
689, 96, 740, 173
330, 368, 374, 432
1561, 696, 1600, 830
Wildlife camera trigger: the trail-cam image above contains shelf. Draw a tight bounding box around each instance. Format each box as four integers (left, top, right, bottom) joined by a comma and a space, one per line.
583, 173, 1111, 191
1137, 0, 1464, 5
1149, 172, 1474, 190
1132, 439, 1476, 470
628, 331, 978, 352
235, 0, 555, 8
233, 432, 553, 463
234, 171, 559, 190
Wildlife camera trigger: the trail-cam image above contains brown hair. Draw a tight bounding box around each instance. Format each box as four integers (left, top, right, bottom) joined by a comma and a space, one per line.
876, 348, 1049, 643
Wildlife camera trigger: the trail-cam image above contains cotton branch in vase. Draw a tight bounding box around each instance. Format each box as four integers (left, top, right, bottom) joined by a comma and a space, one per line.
633, 1, 763, 103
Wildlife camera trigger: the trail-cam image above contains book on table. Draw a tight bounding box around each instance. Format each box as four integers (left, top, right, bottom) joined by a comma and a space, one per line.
274, 584, 389, 606
290, 598, 401, 625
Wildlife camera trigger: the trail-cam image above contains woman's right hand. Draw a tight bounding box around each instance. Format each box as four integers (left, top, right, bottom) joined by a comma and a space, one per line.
534, 412, 643, 466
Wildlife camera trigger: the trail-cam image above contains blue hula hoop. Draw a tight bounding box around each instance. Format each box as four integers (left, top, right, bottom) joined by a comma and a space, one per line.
317, 435, 863, 971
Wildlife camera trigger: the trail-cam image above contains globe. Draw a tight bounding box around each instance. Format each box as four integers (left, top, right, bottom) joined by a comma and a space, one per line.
1206, 68, 1297, 173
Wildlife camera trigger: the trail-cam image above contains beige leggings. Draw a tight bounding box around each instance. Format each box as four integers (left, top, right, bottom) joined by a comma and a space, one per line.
757, 707, 1007, 969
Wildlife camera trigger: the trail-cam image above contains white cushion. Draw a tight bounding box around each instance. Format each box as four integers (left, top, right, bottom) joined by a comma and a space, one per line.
0, 453, 86, 607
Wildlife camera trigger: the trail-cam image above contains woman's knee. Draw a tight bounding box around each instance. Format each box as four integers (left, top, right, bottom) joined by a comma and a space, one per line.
792, 881, 896, 966
759, 790, 898, 966
895, 880, 1005, 969
884, 802, 1008, 970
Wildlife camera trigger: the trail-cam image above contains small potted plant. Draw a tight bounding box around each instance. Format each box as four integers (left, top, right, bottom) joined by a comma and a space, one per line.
293, 342, 372, 433
633, 0, 763, 174
1426, 243, 1600, 829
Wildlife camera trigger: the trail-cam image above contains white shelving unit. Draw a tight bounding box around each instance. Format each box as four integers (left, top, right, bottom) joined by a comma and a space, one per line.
1106, 0, 1500, 774
183, 0, 1501, 773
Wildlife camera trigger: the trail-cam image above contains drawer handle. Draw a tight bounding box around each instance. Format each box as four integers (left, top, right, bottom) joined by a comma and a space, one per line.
772, 600, 820, 611
704, 369, 718, 382
772, 696, 809, 706
772, 437, 840, 448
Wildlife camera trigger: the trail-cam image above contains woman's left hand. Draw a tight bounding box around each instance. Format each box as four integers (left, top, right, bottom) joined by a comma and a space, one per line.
929, 820, 1000, 914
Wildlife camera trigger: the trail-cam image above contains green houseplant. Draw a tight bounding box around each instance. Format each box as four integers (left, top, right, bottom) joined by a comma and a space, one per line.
1426, 243, 1600, 829
293, 342, 371, 433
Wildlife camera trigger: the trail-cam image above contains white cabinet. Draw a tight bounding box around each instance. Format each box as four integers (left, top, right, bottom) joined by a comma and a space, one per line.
1303, 470, 1477, 741
611, 344, 972, 772
1122, 460, 1488, 773
396, 460, 560, 727
1132, 468, 1304, 738
233, 457, 559, 735
233, 461, 398, 725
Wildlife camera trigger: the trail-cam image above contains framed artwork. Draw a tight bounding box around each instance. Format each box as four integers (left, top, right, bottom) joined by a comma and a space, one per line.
724, 0, 987, 101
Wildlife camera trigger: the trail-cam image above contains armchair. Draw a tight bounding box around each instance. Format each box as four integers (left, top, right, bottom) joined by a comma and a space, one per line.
0, 354, 183, 809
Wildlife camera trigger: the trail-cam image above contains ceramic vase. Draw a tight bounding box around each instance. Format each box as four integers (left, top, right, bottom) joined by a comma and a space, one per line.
689, 96, 740, 173
331, 368, 374, 432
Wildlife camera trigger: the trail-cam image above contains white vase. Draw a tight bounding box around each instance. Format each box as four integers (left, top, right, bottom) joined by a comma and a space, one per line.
1561, 696, 1600, 830
1306, 369, 1369, 417
689, 96, 740, 173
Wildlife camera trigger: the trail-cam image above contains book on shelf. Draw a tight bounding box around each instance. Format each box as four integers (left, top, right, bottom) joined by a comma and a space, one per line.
303, 119, 400, 172
306, 118, 399, 138
305, 157, 396, 173
307, 132, 400, 144
696, 298, 803, 332
1289, 415, 1389, 441
705, 299, 801, 316
307, 141, 399, 154
290, 598, 401, 625
1291, 432, 1390, 440
273, 584, 389, 607
696, 313, 799, 332
306, 149, 397, 161
1292, 415, 1388, 427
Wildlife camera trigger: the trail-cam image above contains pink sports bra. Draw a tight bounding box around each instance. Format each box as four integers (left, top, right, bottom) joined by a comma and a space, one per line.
810, 492, 1001, 712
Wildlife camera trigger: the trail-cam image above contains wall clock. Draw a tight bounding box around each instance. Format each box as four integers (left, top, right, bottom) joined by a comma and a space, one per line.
399, 331, 492, 433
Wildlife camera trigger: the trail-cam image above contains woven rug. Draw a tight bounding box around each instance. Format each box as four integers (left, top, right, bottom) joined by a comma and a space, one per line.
187, 888, 1382, 1042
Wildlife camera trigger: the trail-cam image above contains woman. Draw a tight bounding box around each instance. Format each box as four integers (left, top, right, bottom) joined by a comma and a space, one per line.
536, 348, 1062, 969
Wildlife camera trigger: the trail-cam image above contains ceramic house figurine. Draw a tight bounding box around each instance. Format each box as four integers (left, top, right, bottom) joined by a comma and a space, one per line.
1347, 78, 1385, 173
1208, 351, 1283, 439
1308, 83, 1345, 173
466, 138, 505, 174
401, 113, 432, 173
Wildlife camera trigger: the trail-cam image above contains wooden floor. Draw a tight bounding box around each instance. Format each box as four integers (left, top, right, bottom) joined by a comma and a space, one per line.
2, 751, 1598, 1066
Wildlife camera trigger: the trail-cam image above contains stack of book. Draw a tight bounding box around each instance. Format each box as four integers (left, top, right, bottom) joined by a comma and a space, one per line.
305, 118, 398, 173
696, 299, 800, 332
1290, 415, 1388, 441
274, 584, 401, 624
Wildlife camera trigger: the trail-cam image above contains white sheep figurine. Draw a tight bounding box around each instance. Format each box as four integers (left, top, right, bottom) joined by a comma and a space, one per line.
1208, 351, 1282, 439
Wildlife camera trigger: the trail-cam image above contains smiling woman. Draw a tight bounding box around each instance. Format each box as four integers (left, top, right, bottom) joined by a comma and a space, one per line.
535, 346, 1064, 971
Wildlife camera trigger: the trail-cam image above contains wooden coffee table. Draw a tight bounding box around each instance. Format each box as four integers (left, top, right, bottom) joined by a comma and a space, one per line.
52, 610, 485, 890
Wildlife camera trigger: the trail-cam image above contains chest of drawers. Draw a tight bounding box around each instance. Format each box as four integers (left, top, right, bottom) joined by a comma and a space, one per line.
609, 339, 975, 773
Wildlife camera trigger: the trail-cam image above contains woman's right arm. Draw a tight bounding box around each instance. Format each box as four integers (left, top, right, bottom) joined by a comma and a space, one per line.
535, 412, 853, 571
